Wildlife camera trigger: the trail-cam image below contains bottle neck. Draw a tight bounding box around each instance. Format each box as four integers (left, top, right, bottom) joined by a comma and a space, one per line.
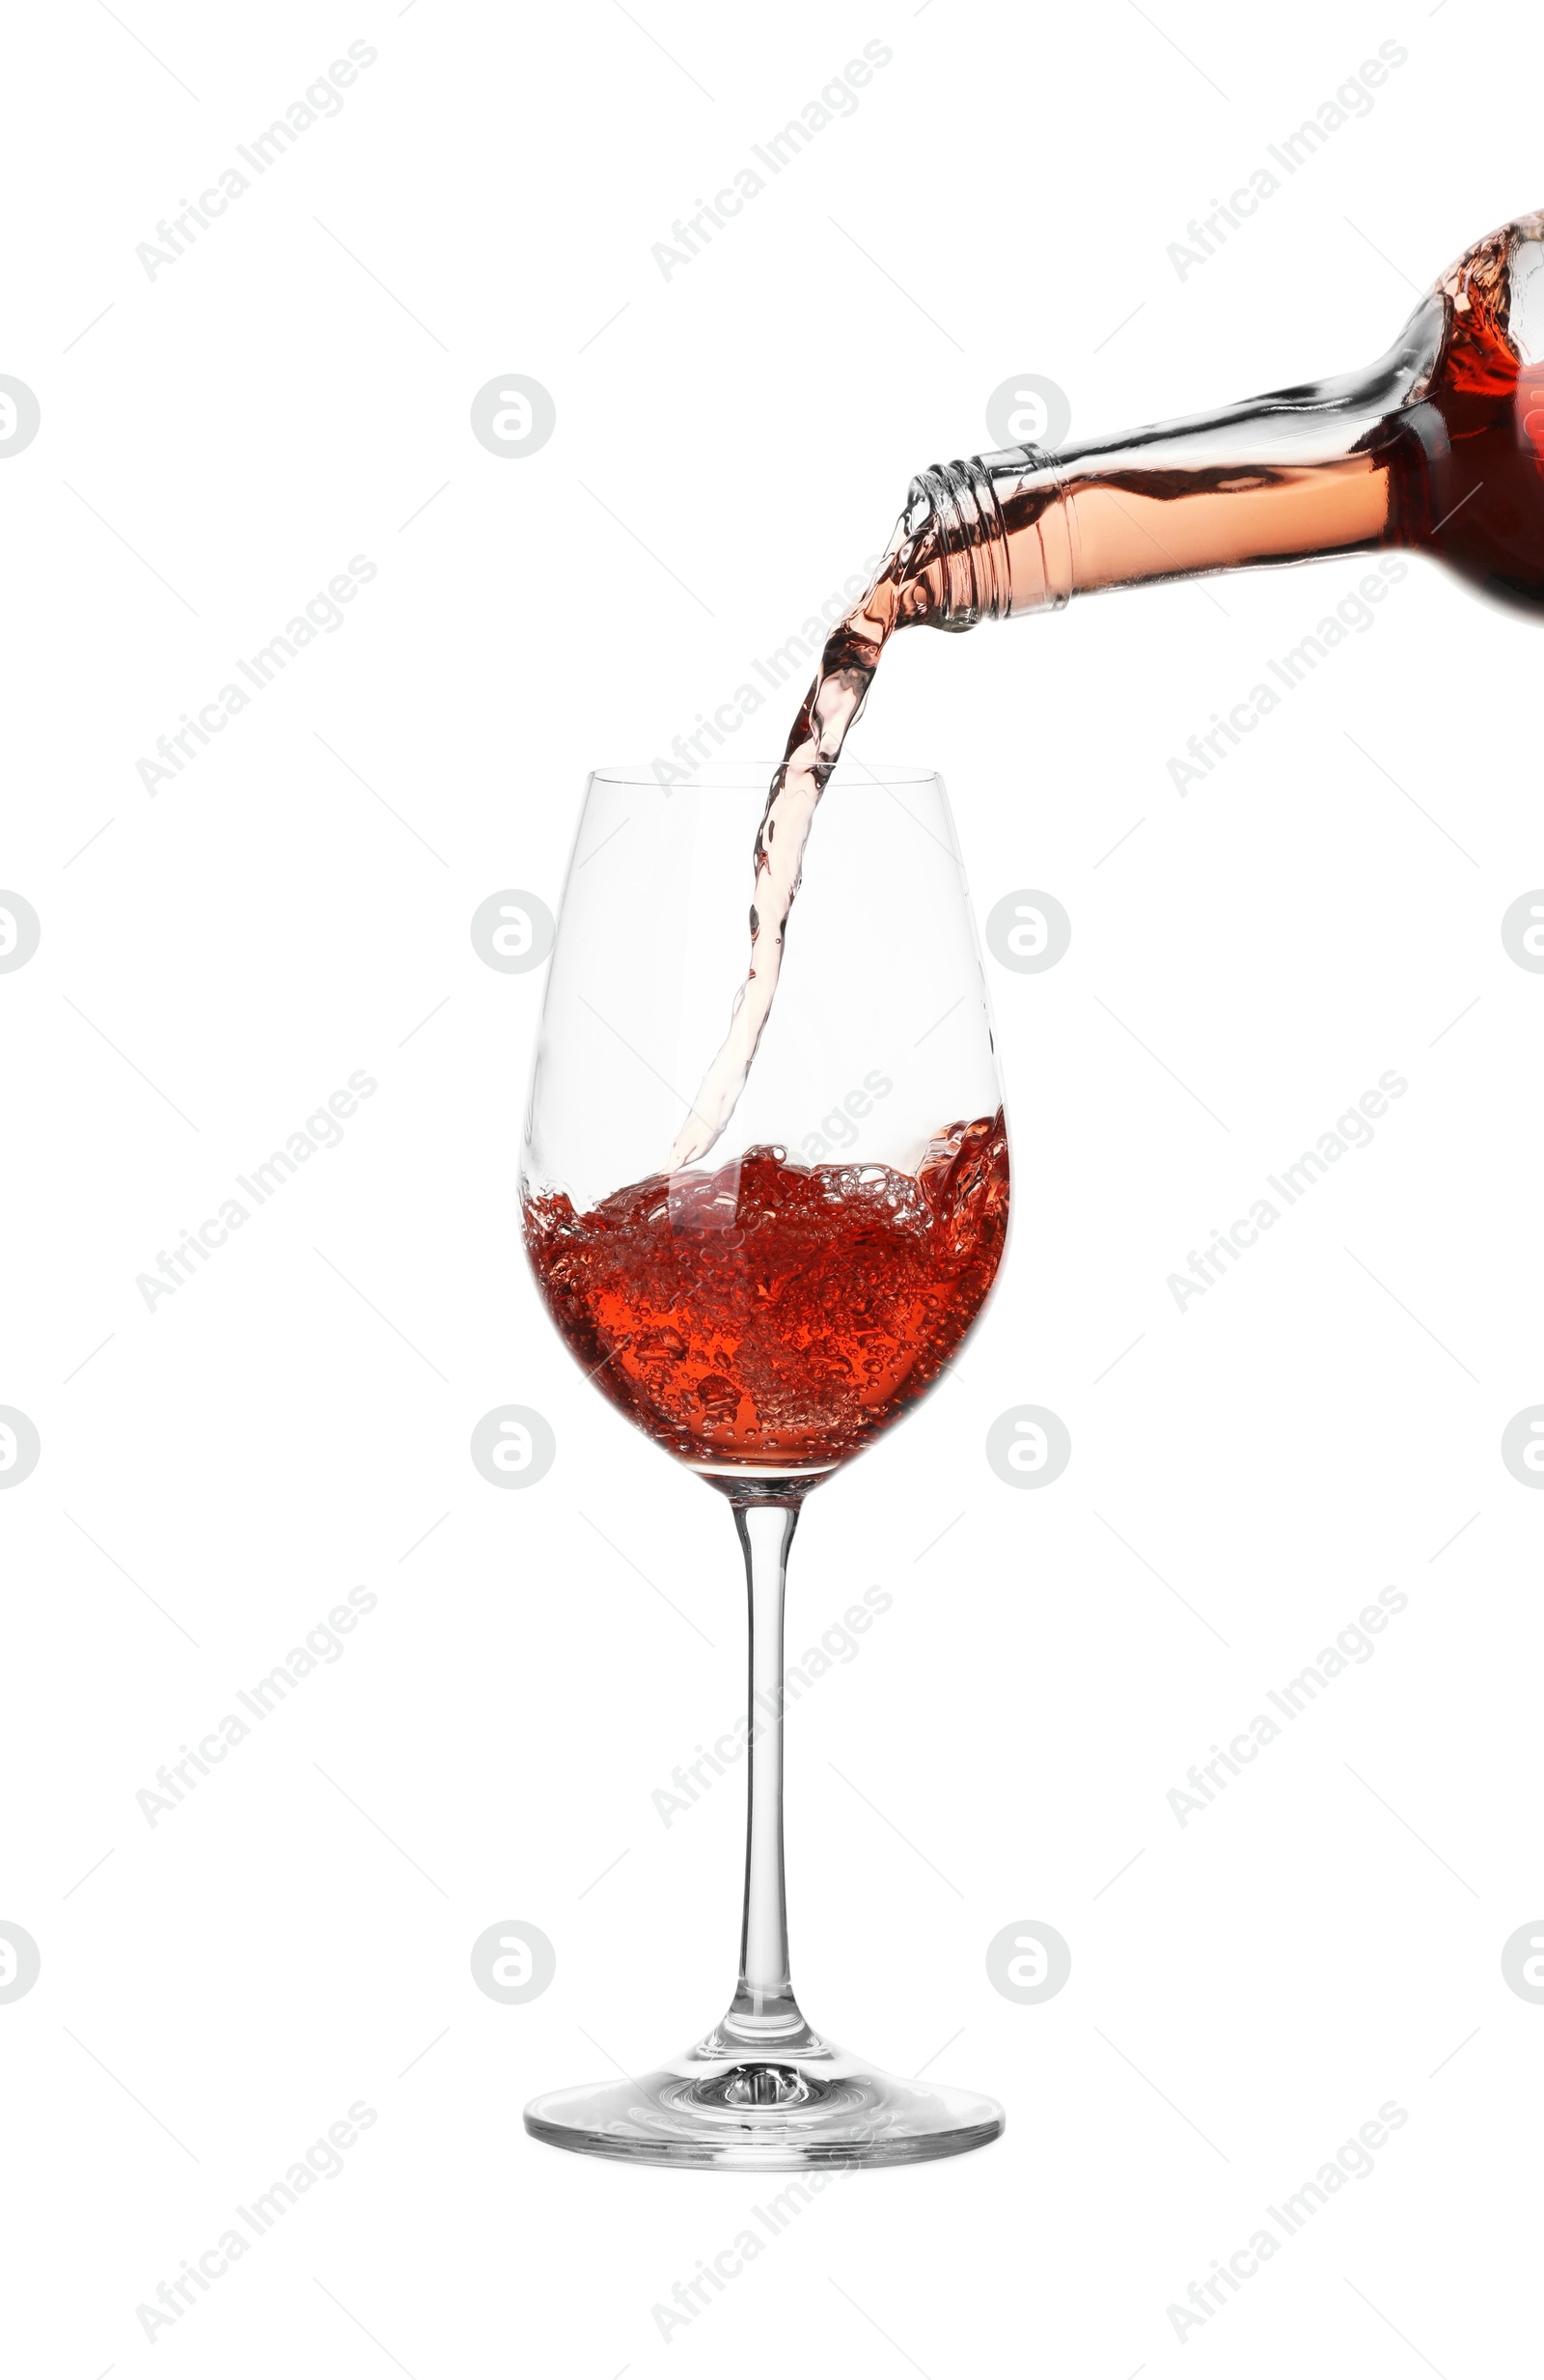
916, 292, 1447, 625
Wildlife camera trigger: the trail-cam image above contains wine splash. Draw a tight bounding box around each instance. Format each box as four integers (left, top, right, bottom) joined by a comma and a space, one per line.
526, 1110, 1008, 1473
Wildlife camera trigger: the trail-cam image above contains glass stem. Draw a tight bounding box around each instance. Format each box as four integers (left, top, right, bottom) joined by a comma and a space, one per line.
724, 1491, 808, 2046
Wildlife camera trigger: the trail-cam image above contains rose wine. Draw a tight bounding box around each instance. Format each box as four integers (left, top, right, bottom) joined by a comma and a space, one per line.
664, 512, 934, 1172
669, 208, 1544, 1169
524, 1110, 1008, 1474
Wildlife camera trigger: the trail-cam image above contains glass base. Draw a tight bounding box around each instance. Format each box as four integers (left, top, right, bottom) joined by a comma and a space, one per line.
523, 2022, 1005, 2170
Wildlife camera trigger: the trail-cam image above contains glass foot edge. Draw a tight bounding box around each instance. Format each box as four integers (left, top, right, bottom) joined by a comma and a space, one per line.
523, 2107, 1005, 2169
522, 2045, 1006, 2171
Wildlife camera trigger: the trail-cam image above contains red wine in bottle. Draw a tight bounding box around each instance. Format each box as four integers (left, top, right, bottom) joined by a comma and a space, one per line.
670, 208, 1544, 1167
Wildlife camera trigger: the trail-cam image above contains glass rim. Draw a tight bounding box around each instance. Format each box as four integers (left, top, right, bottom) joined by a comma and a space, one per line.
585, 761, 943, 792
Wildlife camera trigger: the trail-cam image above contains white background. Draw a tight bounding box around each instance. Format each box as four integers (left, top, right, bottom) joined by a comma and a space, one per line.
4, 0, 1540, 2371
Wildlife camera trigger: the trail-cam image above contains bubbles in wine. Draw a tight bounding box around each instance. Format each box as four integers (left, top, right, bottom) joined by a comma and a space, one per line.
524, 1110, 1008, 1475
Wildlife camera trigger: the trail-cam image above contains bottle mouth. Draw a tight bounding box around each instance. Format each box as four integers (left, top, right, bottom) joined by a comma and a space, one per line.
906, 457, 1018, 627
911, 445, 1075, 624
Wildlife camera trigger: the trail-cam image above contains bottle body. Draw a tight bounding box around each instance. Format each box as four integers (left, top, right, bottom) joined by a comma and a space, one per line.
910, 209, 1544, 625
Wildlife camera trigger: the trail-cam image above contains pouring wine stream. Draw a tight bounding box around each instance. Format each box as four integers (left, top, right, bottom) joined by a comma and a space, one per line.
666, 491, 946, 1171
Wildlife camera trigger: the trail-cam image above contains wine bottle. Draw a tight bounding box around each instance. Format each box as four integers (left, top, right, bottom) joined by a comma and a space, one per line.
672, 210, 1544, 1172
902, 208, 1544, 625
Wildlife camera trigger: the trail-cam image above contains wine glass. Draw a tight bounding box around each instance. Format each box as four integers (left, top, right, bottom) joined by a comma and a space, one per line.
520, 761, 1010, 2167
